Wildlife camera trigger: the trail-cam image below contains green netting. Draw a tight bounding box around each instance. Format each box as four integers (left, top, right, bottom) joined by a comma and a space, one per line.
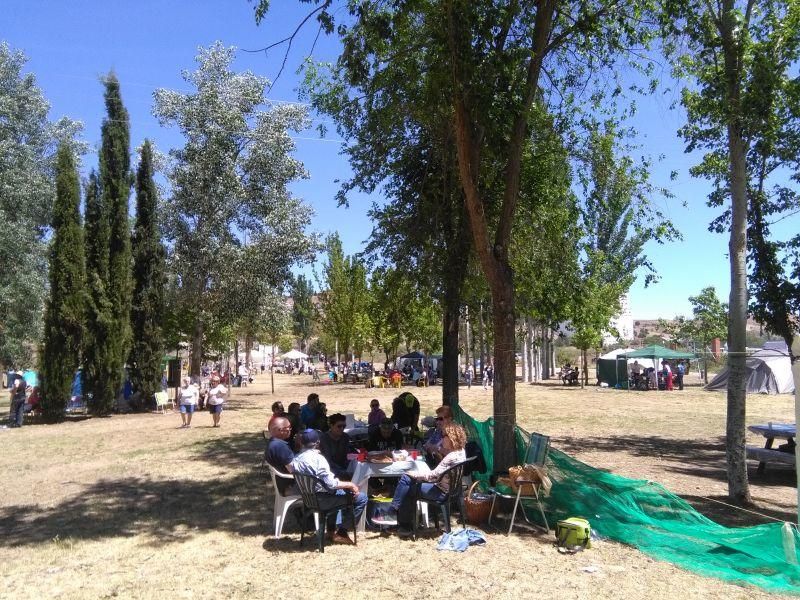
453, 403, 800, 595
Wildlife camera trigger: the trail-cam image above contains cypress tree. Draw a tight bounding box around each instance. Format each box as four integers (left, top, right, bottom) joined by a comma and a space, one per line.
83, 170, 115, 412
86, 73, 132, 414
39, 144, 85, 421
129, 140, 165, 409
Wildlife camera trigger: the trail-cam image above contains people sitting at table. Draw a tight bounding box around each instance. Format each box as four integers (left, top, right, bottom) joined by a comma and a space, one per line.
391, 392, 420, 431
423, 405, 453, 464
300, 393, 320, 428
367, 399, 386, 427
265, 417, 296, 495
374, 422, 468, 537
268, 401, 285, 429
292, 429, 367, 545
320, 413, 354, 480
368, 418, 404, 452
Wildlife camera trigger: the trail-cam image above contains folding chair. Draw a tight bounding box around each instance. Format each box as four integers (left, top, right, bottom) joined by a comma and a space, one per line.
489, 432, 550, 534
412, 459, 469, 540
267, 466, 318, 538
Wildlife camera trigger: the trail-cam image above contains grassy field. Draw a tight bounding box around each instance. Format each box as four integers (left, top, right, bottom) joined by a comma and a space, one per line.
0, 372, 795, 599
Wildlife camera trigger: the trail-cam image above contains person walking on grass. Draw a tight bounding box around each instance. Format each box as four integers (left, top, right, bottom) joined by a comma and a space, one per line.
207, 374, 228, 427
178, 376, 199, 428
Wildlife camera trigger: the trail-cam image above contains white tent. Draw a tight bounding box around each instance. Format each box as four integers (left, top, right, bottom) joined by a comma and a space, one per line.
282, 349, 308, 360
706, 345, 795, 394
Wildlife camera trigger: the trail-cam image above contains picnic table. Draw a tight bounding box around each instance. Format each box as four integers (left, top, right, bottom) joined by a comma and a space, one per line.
350, 457, 431, 531
746, 423, 796, 474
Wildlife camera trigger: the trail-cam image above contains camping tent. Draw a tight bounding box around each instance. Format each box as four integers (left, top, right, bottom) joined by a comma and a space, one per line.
596, 348, 655, 388
706, 346, 795, 394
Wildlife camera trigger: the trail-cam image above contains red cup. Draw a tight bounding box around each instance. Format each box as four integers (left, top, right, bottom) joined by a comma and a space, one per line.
410, 450, 419, 460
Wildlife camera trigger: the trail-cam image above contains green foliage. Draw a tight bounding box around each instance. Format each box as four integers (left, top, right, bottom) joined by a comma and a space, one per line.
39, 144, 85, 421
669, 0, 800, 354
153, 43, 317, 372
571, 129, 670, 350
129, 141, 166, 408
290, 274, 315, 352
0, 43, 85, 367
83, 74, 133, 415
317, 234, 371, 360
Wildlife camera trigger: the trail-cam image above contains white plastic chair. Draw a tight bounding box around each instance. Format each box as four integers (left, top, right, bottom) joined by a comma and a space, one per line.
268, 465, 317, 538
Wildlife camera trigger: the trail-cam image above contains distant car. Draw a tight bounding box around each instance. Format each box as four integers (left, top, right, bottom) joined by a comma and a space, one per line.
272, 364, 285, 374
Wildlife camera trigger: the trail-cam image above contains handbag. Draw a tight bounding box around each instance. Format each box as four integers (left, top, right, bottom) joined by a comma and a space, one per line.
555, 517, 592, 553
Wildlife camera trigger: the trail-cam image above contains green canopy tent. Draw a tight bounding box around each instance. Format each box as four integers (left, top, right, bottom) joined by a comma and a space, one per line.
622, 345, 697, 362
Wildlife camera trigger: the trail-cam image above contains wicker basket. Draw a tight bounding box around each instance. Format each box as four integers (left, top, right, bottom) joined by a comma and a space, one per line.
464, 480, 493, 524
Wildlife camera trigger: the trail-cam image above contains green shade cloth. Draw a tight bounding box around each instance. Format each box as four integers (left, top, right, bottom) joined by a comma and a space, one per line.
452, 403, 800, 595
622, 345, 696, 360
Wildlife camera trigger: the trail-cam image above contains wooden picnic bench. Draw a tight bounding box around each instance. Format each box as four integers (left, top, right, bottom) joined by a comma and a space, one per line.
746, 423, 796, 474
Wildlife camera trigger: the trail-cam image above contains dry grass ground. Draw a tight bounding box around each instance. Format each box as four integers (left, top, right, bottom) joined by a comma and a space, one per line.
0, 372, 795, 599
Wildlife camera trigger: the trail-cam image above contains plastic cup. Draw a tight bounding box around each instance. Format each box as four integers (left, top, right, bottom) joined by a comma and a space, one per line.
410, 450, 419, 460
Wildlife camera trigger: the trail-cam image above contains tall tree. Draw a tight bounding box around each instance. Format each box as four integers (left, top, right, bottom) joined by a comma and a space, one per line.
571, 127, 676, 379
290, 274, 315, 352
83, 169, 115, 413
259, 0, 659, 469
317, 234, 370, 362
0, 43, 85, 367
39, 144, 85, 421
129, 141, 166, 409
153, 43, 316, 375
664, 0, 800, 503
84, 74, 133, 415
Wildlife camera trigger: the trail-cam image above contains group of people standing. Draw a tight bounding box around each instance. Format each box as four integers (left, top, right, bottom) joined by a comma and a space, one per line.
176, 374, 228, 428
463, 363, 493, 389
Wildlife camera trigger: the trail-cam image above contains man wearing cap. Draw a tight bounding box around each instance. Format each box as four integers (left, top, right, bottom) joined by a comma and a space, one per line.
367, 418, 404, 452
292, 429, 368, 545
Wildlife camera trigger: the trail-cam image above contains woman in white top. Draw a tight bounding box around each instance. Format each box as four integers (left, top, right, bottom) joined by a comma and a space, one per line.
207, 374, 228, 427
178, 376, 199, 428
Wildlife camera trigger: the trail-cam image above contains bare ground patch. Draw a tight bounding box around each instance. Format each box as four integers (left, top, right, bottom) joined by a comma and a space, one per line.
0, 373, 795, 599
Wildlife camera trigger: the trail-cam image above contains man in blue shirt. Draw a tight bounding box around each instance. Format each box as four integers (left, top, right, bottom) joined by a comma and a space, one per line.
300, 393, 320, 428
676, 360, 686, 391
266, 417, 296, 495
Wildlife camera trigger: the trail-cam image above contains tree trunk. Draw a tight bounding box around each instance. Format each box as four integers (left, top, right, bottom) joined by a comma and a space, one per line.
478, 301, 485, 380
791, 336, 799, 525
521, 319, 528, 383
491, 281, 517, 471
442, 283, 462, 406
722, 4, 751, 505
245, 334, 253, 368
190, 320, 203, 377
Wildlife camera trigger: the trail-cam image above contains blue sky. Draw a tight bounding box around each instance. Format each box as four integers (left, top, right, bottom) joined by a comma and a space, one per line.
5, 1, 797, 319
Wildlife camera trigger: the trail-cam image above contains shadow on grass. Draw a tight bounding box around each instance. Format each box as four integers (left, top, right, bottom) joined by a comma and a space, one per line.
682, 494, 797, 527
0, 471, 270, 547
0, 431, 308, 548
